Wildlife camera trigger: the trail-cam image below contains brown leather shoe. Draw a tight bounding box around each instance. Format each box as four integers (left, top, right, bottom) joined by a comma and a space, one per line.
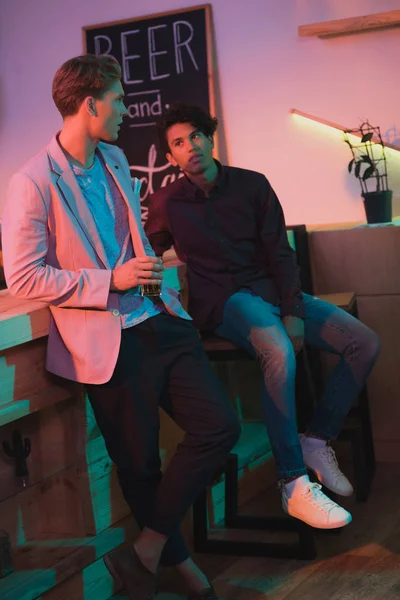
104, 545, 157, 600
189, 586, 219, 600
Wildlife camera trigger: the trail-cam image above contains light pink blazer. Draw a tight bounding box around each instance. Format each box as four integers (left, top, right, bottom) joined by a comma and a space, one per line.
2, 136, 190, 384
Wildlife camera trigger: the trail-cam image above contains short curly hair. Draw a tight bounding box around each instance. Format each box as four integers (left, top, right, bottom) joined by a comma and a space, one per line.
52, 54, 121, 118
157, 103, 218, 154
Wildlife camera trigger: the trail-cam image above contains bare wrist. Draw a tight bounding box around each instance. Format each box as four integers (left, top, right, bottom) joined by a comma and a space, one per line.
110, 270, 118, 292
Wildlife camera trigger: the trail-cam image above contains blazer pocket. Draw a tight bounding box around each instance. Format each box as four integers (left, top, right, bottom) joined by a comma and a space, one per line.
53, 308, 88, 364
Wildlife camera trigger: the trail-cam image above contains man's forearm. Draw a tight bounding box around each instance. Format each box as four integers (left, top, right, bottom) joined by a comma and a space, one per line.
162, 248, 185, 267
6, 262, 111, 310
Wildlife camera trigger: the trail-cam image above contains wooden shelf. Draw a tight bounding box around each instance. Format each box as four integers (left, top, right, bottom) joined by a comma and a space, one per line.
0, 515, 133, 600
291, 109, 400, 153
0, 290, 49, 351
298, 9, 400, 38
0, 384, 77, 428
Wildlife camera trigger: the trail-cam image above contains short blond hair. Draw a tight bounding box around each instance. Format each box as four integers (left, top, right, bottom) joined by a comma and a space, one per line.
52, 54, 121, 118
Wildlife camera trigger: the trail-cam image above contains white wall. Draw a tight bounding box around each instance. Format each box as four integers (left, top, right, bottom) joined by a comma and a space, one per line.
1, 0, 400, 224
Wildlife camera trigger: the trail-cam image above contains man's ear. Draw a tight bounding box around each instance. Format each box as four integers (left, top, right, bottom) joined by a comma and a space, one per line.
166, 152, 178, 167
208, 136, 214, 149
85, 96, 97, 117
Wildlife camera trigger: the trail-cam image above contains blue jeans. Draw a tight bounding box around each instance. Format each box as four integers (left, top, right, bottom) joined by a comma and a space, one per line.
215, 290, 380, 480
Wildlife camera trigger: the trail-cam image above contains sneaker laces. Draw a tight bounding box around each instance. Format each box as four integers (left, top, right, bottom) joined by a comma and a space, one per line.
303, 482, 339, 513
316, 445, 344, 476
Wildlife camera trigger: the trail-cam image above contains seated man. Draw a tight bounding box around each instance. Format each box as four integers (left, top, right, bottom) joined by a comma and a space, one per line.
145, 102, 381, 530
2, 58, 240, 600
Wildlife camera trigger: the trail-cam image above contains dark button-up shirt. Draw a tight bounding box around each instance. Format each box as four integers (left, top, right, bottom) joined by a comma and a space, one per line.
145, 162, 304, 331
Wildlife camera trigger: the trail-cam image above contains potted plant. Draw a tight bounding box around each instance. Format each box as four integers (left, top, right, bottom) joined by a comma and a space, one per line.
344, 121, 392, 224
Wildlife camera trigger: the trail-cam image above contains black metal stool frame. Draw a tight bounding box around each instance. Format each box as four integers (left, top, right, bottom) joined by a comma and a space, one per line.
193, 453, 317, 560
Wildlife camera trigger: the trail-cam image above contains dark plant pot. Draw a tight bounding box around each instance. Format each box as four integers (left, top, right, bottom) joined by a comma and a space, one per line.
362, 190, 392, 224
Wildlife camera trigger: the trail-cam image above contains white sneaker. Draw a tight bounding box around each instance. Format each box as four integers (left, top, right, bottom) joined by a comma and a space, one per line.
299, 434, 354, 497
281, 475, 352, 529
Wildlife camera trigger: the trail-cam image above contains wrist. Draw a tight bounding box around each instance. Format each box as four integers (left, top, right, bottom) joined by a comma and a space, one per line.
110, 270, 119, 292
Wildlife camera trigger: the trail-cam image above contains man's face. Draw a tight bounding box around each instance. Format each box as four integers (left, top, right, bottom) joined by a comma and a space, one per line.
91, 80, 127, 141
166, 122, 214, 175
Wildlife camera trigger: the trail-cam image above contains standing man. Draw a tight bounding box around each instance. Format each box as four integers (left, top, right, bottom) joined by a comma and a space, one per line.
146, 102, 381, 530
2, 57, 240, 600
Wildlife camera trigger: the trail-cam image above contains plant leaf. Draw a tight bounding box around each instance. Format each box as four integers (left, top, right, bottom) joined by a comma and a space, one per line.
361, 154, 373, 165
361, 132, 373, 143
348, 158, 355, 173
355, 162, 362, 178
362, 166, 375, 180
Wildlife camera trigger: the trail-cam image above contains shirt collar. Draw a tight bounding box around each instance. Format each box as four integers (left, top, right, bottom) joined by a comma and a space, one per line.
181, 160, 225, 199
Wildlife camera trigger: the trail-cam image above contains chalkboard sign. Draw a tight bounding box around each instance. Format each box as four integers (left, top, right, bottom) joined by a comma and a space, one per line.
83, 4, 215, 221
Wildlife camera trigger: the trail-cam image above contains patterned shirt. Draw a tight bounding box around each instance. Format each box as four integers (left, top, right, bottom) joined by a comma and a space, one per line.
72, 152, 163, 329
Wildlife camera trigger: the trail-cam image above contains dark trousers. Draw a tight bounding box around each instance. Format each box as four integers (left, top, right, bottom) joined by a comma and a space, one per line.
86, 313, 240, 566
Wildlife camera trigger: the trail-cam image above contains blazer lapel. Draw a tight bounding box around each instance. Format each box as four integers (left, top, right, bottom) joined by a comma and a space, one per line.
47, 137, 110, 269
